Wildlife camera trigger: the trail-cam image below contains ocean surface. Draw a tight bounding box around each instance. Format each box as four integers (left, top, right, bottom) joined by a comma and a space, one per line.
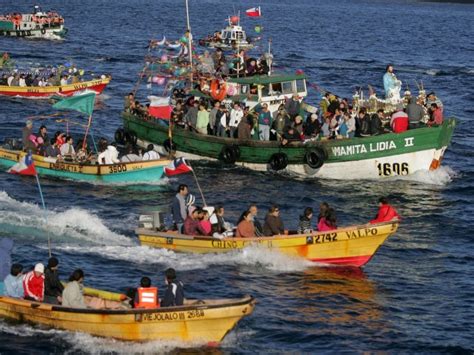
0, 0, 473, 353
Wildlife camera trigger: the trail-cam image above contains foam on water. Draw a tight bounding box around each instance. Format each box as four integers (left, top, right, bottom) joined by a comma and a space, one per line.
0, 191, 132, 246
389, 166, 457, 186
51, 244, 313, 273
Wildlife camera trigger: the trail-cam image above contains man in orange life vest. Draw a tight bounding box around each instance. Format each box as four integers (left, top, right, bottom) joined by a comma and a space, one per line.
370, 197, 400, 224
134, 277, 159, 309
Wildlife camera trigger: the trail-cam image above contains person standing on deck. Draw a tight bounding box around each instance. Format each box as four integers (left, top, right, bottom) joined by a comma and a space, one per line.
161, 268, 184, 307
171, 184, 189, 232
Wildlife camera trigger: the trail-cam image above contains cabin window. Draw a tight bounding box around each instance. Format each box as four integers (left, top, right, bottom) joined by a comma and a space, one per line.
240, 84, 250, 94
271, 82, 282, 94
296, 79, 306, 93
281, 81, 294, 95
222, 31, 228, 39
236, 31, 244, 40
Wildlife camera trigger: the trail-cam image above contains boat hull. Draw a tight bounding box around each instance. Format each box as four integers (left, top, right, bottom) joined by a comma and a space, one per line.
0, 148, 169, 183
123, 113, 455, 180
0, 295, 255, 343
138, 221, 399, 267
0, 78, 110, 99
0, 27, 67, 40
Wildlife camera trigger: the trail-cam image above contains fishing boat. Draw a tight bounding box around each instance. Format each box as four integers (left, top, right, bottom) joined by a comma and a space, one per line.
199, 16, 257, 51
0, 286, 255, 343
0, 147, 170, 183
0, 5, 67, 40
0, 76, 111, 99
138, 221, 400, 267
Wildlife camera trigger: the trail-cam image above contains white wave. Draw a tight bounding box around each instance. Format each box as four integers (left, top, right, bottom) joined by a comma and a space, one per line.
51, 244, 313, 273
0, 191, 132, 246
425, 69, 440, 76
389, 165, 457, 186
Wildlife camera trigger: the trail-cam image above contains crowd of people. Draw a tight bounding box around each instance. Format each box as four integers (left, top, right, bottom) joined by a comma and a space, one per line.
170, 184, 400, 238
0, 247, 184, 309
19, 120, 163, 164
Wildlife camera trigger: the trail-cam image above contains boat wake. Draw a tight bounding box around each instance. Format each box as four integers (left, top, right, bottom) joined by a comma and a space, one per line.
49, 244, 313, 273
389, 166, 457, 186
0, 191, 132, 246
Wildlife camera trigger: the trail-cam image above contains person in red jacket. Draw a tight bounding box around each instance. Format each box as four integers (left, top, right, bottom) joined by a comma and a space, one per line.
390, 106, 409, 133
370, 197, 400, 224
23, 263, 45, 302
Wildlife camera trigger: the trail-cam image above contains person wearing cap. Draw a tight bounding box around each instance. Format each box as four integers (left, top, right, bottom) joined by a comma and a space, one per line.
62, 269, 87, 308
161, 268, 184, 307
44, 257, 64, 304
23, 263, 45, 302
171, 184, 189, 232
390, 105, 409, 133
4, 263, 24, 298
22, 120, 36, 151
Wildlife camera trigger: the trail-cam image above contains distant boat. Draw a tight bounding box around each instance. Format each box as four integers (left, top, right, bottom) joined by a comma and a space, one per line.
0, 5, 67, 40
137, 220, 400, 267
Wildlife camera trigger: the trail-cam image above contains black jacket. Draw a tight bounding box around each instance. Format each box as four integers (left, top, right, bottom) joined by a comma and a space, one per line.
161, 280, 184, 307
44, 268, 64, 297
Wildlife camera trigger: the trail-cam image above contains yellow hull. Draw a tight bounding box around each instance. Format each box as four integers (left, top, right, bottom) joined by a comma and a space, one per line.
0, 292, 255, 343
138, 222, 399, 267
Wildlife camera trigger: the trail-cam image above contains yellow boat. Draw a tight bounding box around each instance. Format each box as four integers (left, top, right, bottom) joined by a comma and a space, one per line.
138, 221, 399, 267
0, 287, 255, 344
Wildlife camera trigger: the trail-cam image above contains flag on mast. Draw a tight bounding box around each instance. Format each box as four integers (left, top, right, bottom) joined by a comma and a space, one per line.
246, 6, 262, 17
8, 152, 37, 176
164, 157, 193, 176
52, 91, 96, 116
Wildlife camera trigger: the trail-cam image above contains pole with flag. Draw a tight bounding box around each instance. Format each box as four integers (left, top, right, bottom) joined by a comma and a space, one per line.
245, 6, 262, 17
8, 151, 52, 257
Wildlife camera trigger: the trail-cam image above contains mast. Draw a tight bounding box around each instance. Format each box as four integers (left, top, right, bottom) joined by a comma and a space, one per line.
185, 0, 193, 84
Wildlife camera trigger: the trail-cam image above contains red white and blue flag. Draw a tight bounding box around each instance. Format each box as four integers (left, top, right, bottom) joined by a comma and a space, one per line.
8, 152, 37, 176
246, 6, 262, 17
164, 157, 193, 176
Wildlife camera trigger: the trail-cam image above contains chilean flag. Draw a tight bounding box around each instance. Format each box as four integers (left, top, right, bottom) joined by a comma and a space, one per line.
164, 157, 193, 176
8, 152, 37, 176
148, 96, 173, 120
246, 6, 262, 17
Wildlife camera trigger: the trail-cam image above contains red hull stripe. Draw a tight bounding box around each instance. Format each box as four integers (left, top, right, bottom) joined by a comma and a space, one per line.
310, 255, 373, 267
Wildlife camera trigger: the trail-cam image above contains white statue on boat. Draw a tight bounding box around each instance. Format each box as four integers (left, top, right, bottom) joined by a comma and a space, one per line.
383, 64, 402, 104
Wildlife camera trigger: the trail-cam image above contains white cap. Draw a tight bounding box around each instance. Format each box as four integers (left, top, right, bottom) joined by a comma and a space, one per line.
34, 263, 44, 273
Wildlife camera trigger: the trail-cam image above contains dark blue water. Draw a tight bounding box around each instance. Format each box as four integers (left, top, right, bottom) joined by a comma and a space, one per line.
1, 0, 473, 353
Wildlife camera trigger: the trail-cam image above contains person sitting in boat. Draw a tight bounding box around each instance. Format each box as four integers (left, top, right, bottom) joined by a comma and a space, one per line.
172, 184, 189, 233
22, 120, 36, 152
183, 207, 207, 236
298, 207, 314, 234
320, 114, 331, 138
390, 105, 409, 133
406, 97, 425, 128
285, 94, 301, 120
60, 135, 76, 161
18, 74, 27, 87
44, 257, 64, 305
121, 145, 142, 163
427, 103, 443, 127
45, 138, 61, 159
23, 263, 45, 302
161, 268, 184, 307
0, 238, 13, 296
303, 113, 321, 139
263, 205, 285, 236
199, 210, 212, 236
356, 108, 372, 137
293, 115, 304, 138
318, 207, 337, 231
235, 211, 256, 238
60, 75, 69, 86
370, 109, 385, 135
142, 144, 160, 160
425, 92, 443, 111
370, 197, 400, 224
98, 144, 120, 164
3, 263, 24, 298
210, 205, 231, 236
339, 112, 356, 138
132, 277, 159, 309
62, 269, 87, 308
281, 126, 301, 146
318, 202, 330, 223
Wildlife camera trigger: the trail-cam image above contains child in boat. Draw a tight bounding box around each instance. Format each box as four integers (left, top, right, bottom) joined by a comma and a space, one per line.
298, 207, 313, 234
161, 268, 184, 307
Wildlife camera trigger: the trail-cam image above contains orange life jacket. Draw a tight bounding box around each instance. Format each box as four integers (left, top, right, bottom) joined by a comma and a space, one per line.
134, 287, 159, 309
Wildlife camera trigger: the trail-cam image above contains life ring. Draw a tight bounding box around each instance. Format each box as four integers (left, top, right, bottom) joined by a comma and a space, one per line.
114, 128, 126, 145
124, 130, 138, 145
269, 153, 288, 171
305, 148, 326, 169
41, 28, 46, 35
210, 80, 227, 101
163, 139, 176, 153
220, 145, 237, 164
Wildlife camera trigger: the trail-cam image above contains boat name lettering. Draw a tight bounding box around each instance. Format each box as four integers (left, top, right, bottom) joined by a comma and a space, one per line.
141, 311, 185, 322
312, 233, 337, 243
404, 137, 414, 147
73, 83, 88, 90
331, 141, 397, 157
27, 88, 40, 93
377, 162, 409, 176
49, 162, 83, 173
211, 239, 271, 249
108, 164, 128, 174
345, 228, 378, 239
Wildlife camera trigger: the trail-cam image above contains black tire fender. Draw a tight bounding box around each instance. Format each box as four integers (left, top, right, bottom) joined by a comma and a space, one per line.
220, 145, 237, 164
269, 153, 288, 171
41, 28, 46, 35
305, 148, 326, 169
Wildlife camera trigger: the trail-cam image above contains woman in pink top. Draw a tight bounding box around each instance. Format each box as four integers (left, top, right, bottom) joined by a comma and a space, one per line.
199, 210, 212, 236
317, 207, 337, 231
